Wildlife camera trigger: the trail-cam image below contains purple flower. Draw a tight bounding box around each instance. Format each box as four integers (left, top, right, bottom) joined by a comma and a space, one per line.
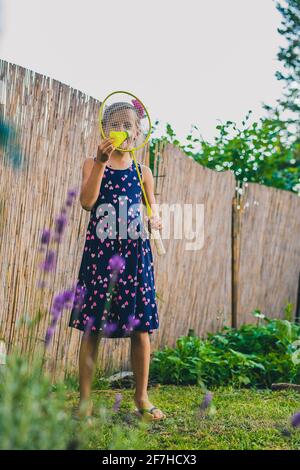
40, 229, 51, 245
108, 254, 125, 273
55, 213, 67, 236
67, 188, 78, 199
51, 307, 62, 322
50, 292, 68, 322
291, 412, 300, 428
40, 250, 56, 272
75, 283, 87, 298
66, 188, 78, 206
72, 284, 87, 312
199, 392, 213, 411
113, 393, 123, 412
61, 289, 75, 307
103, 322, 118, 336
46, 288, 79, 347
45, 324, 56, 346
83, 316, 95, 337
52, 292, 65, 311
126, 315, 141, 331
50, 289, 76, 319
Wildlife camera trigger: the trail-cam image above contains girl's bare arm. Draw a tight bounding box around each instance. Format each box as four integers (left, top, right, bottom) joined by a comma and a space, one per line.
79, 158, 106, 211
80, 138, 115, 211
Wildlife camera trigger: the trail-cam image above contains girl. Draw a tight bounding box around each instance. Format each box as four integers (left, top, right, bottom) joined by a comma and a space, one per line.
69, 101, 166, 421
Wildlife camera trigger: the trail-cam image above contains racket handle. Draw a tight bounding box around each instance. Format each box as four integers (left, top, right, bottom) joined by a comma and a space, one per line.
151, 228, 166, 256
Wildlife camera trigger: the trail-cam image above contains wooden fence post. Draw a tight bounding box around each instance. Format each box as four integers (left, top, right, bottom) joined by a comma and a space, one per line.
232, 181, 244, 328
295, 271, 300, 323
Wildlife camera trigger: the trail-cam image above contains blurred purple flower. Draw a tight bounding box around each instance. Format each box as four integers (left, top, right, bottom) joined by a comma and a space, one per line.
126, 315, 141, 331
113, 393, 123, 412
66, 188, 78, 207
61, 288, 76, 307
291, 412, 300, 428
38, 186, 81, 348
45, 324, 56, 347
46, 288, 79, 347
40, 250, 56, 272
83, 316, 95, 338
50, 307, 61, 322
67, 189, 78, 199
41, 229, 51, 245
39, 186, 78, 257
55, 212, 67, 236
52, 292, 65, 311
72, 283, 87, 312
103, 322, 118, 336
199, 392, 213, 411
50, 289, 77, 319
109, 254, 125, 273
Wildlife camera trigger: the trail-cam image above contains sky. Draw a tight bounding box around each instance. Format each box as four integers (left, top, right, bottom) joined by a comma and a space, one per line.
0, 0, 286, 144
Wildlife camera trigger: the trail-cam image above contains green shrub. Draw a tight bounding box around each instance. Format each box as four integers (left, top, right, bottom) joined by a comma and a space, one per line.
0, 351, 150, 450
0, 352, 79, 450
150, 113, 300, 195
150, 311, 300, 388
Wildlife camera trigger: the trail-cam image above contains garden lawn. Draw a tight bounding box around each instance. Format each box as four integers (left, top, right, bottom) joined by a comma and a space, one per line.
65, 385, 300, 450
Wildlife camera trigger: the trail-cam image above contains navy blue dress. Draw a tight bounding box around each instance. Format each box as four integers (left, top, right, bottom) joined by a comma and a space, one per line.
68, 158, 159, 338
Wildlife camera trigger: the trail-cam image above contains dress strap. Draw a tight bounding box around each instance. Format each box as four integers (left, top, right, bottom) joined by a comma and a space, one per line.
137, 161, 143, 181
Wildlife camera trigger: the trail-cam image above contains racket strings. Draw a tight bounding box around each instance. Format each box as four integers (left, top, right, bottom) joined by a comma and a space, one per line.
100, 94, 149, 152
99, 91, 153, 221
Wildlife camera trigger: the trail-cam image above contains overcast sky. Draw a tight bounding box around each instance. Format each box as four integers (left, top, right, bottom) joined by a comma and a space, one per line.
0, 0, 285, 143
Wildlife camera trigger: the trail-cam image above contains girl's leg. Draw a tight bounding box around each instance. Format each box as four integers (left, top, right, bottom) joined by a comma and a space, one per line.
130, 331, 150, 401
78, 331, 101, 417
130, 330, 165, 419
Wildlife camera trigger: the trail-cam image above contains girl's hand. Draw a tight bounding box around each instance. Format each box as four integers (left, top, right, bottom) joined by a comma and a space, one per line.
95, 138, 115, 164
147, 215, 163, 231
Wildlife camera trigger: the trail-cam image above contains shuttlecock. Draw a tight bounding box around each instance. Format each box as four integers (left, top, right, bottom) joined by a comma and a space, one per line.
109, 131, 130, 147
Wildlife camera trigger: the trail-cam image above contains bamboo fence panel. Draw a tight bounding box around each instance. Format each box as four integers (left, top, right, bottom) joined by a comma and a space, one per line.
146, 143, 235, 353
236, 182, 300, 325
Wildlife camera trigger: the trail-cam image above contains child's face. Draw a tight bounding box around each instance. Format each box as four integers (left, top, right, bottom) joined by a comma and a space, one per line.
105, 108, 141, 150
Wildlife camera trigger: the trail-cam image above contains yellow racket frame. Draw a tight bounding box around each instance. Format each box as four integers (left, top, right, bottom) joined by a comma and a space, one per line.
98, 90, 152, 152
98, 90, 153, 220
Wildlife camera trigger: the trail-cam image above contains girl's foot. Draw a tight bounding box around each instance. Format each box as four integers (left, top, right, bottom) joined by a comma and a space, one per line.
134, 396, 166, 421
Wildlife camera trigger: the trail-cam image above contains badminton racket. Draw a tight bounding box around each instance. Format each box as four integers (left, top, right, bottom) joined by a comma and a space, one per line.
98, 90, 166, 256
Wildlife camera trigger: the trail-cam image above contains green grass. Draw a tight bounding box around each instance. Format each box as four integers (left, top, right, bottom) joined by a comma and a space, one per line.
65, 385, 300, 450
